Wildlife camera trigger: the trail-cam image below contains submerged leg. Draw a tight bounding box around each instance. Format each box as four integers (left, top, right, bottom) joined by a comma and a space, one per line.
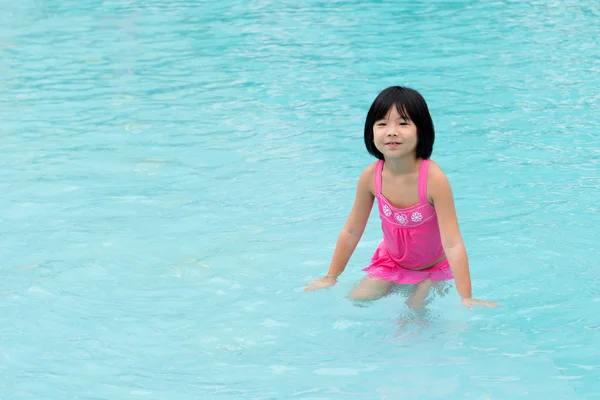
405, 278, 434, 309
348, 276, 397, 302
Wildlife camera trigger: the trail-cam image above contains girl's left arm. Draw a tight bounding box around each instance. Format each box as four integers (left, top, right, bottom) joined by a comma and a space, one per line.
428, 162, 472, 299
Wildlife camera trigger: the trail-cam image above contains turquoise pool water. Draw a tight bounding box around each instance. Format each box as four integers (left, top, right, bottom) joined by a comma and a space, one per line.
1, 0, 599, 398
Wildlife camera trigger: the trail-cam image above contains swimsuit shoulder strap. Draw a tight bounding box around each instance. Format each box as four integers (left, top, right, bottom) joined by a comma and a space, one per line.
418, 159, 430, 203
374, 160, 384, 195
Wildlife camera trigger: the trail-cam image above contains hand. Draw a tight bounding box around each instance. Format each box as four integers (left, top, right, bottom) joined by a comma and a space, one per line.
304, 276, 337, 292
461, 297, 499, 310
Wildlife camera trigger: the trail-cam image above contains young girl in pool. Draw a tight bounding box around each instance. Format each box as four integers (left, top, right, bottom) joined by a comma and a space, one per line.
305, 86, 498, 310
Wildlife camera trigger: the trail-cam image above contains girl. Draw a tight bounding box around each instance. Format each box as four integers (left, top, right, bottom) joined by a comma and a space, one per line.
305, 86, 498, 310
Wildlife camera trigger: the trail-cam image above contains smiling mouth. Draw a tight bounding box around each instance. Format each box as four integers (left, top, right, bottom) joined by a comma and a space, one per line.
386, 142, 402, 145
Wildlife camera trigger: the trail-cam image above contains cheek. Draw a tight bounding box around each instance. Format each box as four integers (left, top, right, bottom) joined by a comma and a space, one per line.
372, 131, 383, 141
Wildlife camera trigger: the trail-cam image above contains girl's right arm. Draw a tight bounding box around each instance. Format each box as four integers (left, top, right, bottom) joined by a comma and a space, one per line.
305, 164, 375, 291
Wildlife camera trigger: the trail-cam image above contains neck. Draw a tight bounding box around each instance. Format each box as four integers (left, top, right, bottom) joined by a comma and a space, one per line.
383, 155, 420, 175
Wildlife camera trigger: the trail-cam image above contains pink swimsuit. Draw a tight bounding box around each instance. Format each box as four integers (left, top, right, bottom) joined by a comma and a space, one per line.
362, 159, 454, 284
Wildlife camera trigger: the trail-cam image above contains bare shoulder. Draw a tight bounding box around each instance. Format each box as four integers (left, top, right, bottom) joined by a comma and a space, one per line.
426, 159, 452, 201
358, 161, 378, 196
427, 159, 448, 182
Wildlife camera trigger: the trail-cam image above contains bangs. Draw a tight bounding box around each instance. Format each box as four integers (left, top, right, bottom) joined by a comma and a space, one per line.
370, 89, 418, 122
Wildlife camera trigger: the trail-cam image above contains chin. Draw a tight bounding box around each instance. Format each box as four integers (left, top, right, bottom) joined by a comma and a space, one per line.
383, 151, 412, 158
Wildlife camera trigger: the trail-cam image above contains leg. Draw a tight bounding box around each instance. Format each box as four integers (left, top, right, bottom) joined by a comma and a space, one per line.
395, 282, 433, 336
348, 276, 397, 302
405, 278, 434, 309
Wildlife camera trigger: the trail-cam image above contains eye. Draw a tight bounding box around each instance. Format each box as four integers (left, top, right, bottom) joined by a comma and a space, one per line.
376, 123, 386, 126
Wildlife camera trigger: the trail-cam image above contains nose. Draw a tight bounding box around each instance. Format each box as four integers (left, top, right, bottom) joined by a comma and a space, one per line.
387, 125, 400, 136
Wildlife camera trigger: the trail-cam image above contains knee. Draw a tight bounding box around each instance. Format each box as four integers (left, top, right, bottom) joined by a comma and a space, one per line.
347, 287, 385, 302
405, 278, 433, 309
418, 278, 432, 286
405, 297, 426, 310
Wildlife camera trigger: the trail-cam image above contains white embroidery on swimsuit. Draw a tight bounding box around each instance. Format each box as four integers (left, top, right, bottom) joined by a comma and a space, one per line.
394, 213, 408, 225
382, 204, 392, 217
411, 211, 423, 222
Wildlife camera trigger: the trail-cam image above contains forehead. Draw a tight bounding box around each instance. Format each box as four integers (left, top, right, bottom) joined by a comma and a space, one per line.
378, 104, 410, 120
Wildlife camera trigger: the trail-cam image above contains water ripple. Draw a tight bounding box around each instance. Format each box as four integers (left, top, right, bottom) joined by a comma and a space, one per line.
1, 0, 598, 399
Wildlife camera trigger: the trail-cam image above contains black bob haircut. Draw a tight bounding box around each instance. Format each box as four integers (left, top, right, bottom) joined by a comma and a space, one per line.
364, 86, 435, 160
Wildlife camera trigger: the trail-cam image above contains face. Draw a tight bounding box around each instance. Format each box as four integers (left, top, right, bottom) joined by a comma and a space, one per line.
372, 105, 418, 158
